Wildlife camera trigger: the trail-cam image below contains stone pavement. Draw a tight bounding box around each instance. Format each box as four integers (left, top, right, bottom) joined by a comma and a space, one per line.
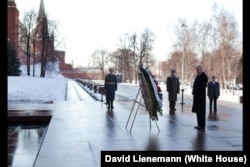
7, 80, 243, 167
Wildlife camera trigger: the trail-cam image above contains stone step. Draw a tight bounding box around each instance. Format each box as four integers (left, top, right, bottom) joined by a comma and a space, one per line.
8, 110, 52, 124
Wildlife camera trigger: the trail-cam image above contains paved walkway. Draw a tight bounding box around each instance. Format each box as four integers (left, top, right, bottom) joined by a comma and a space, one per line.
8, 80, 243, 167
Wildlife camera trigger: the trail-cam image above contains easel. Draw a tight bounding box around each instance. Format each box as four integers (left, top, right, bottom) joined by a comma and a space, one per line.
125, 73, 160, 132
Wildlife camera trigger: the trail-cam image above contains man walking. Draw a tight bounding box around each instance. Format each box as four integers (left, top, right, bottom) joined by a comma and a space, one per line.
192, 64, 208, 130
207, 75, 220, 114
166, 69, 180, 113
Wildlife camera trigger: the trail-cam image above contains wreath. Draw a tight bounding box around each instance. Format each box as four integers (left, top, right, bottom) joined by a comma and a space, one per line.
140, 66, 163, 121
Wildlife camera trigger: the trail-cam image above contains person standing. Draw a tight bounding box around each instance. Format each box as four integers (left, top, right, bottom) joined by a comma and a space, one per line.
104, 68, 117, 110
166, 69, 180, 113
191, 64, 208, 130
207, 75, 220, 114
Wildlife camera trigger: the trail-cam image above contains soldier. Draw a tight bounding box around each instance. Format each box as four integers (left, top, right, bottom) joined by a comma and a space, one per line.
166, 69, 180, 113
104, 68, 117, 109
207, 75, 220, 114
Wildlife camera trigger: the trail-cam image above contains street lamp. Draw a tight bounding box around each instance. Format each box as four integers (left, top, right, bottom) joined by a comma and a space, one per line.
180, 51, 185, 107
180, 24, 187, 106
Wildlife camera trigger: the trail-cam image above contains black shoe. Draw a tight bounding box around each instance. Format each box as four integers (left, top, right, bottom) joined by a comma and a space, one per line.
194, 126, 200, 129
111, 106, 114, 109
194, 126, 205, 130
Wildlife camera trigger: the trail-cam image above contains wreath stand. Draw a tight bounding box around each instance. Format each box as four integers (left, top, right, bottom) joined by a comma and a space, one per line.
125, 73, 160, 132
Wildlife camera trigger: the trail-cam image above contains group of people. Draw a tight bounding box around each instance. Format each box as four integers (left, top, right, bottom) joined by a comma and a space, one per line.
166, 64, 220, 131
104, 64, 220, 131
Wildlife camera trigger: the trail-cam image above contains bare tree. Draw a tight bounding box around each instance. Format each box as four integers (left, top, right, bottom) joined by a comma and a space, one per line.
210, 3, 242, 91
160, 4, 242, 93
129, 32, 140, 84
19, 9, 37, 76
38, 17, 58, 77
163, 51, 182, 77
197, 21, 212, 65
173, 19, 199, 86
19, 7, 60, 78
118, 33, 133, 82
109, 50, 123, 74
91, 49, 110, 79
31, 25, 39, 77
138, 28, 155, 67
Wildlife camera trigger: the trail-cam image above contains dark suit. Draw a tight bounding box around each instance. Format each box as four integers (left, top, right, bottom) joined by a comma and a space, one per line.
192, 72, 208, 129
104, 73, 117, 109
207, 81, 220, 112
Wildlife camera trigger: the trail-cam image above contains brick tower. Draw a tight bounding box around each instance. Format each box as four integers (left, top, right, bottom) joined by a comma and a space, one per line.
35, 0, 56, 63
7, 0, 19, 49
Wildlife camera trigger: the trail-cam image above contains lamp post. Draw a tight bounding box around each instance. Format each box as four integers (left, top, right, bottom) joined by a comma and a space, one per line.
180, 51, 185, 106
180, 23, 187, 106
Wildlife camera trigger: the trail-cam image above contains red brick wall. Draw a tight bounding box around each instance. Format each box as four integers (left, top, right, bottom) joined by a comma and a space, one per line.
8, 0, 19, 49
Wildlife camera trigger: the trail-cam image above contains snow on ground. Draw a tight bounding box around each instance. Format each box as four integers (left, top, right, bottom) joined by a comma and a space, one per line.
121, 82, 242, 103
8, 63, 67, 103
8, 63, 242, 103
8, 76, 67, 103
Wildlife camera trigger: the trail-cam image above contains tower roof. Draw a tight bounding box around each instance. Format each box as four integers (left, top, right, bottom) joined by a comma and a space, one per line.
38, 0, 46, 18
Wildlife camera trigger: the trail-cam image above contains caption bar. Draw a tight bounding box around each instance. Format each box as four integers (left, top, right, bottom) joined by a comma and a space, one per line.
101, 151, 248, 166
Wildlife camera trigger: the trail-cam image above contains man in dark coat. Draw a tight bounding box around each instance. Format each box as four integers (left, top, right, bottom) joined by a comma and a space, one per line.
104, 68, 117, 109
166, 69, 180, 113
207, 75, 220, 114
192, 64, 208, 130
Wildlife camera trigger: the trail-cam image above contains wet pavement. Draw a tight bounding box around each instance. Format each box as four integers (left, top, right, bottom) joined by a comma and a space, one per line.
7, 80, 243, 167
8, 125, 48, 166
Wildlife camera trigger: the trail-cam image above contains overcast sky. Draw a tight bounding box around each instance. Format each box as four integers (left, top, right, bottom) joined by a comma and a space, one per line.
15, 0, 242, 67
